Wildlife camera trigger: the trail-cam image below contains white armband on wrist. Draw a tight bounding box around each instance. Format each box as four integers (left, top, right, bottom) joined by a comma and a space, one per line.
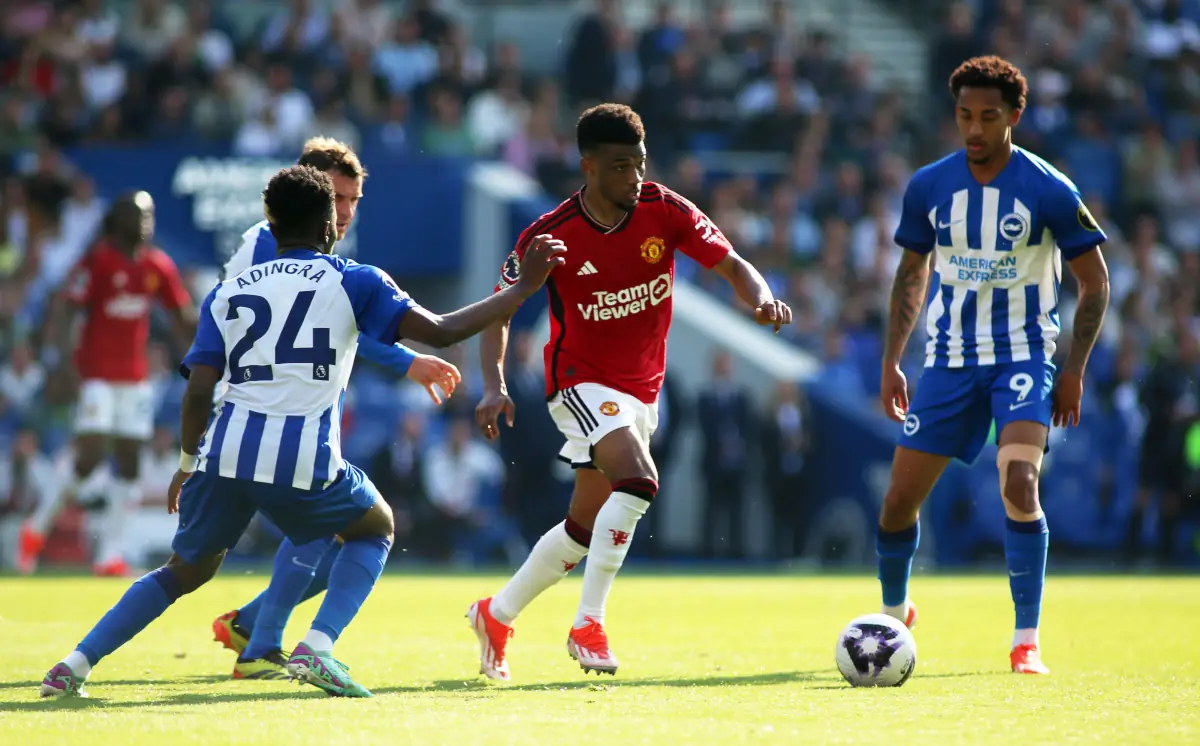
180, 450, 199, 472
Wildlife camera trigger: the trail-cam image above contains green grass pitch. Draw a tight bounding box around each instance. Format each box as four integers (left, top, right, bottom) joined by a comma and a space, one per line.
1, 574, 1197, 744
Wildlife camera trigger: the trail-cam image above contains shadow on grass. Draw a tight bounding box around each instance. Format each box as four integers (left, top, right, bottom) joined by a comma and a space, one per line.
0, 675, 229, 690
485, 669, 826, 691
0, 669, 829, 710
808, 670, 1010, 690
0, 669, 1007, 710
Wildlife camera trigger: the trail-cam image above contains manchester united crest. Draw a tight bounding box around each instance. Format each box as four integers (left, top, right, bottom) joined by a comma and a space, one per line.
145, 272, 160, 293
599, 401, 620, 416
640, 236, 665, 264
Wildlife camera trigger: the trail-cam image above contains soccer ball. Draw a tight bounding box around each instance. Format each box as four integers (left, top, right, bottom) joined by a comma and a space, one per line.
835, 613, 917, 687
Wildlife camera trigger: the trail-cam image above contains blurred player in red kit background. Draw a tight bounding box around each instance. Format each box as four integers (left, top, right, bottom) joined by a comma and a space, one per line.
19, 191, 195, 575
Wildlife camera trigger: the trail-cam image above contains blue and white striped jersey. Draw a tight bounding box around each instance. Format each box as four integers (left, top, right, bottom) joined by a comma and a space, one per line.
183, 249, 414, 490
895, 147, 1107, 369
223, 220, 279, 278
225, 220, 416, 377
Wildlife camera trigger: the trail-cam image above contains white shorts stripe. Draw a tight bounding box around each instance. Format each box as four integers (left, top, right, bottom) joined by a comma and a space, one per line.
548, 384, 659, 467
561, 393, 593, 435
564, 387, 599, 432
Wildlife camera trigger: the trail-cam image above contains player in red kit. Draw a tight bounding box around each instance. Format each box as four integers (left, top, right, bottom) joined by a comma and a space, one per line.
467, 104, 792, 680
19, 191, 195, 576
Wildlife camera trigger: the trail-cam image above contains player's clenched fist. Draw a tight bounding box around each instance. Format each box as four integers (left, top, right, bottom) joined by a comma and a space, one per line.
516, 235, 567, 292
754, 299, 793, 333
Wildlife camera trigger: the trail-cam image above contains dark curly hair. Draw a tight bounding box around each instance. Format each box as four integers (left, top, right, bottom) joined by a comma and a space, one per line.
949, 55, 1028, 111
576, 103, 645, 154
262, 165, 335, 244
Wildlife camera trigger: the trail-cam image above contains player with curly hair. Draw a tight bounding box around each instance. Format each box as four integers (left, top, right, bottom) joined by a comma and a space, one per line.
40, 165, 566, 698
873, 56, 1111, 674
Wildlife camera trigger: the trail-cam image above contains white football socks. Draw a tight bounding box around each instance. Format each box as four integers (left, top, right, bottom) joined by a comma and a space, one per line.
302, 630, 334, 654
1013, 628, 1039, 648
492, 521, 588, 625
882, 602, 908, 622
575, 491, 648, 628
63, 650, 92, 678
94, 478, 137, 566
29, 472, 80, 536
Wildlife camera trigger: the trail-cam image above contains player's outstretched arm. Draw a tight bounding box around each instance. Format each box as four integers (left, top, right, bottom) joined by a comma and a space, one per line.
711, 252, 792, 333
880, 249, 933, 422
398, 291, 526, 349
395, 235, 566, 348
356, 335, 460, 405
356, 334, 418, 376
1053, 248, 1110, 427
669, 194, 790, 331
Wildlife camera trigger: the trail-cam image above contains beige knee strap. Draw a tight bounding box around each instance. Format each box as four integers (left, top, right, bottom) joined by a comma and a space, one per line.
997, 444, 1045, 521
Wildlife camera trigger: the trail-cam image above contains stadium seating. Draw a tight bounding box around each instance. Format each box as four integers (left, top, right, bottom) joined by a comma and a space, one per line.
0, 0, 1196, 567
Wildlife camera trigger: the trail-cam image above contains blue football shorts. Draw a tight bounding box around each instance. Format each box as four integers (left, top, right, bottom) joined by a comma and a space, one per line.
898, 359, 1055, 464
172, 463, 379, 564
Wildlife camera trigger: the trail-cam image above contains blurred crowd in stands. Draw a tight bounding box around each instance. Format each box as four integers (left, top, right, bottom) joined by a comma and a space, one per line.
0, 0, 1198, 568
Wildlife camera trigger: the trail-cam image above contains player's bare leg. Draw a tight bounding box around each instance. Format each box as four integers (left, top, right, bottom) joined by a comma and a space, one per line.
469, 468, 609, 681
41, 551, 225, 697
877, 446, 950, 630
567, 427, 658, 675
997, 420, 1051, 674
20, 433, 108, 573
566, 467, 615, 530
90, 438, 142, 577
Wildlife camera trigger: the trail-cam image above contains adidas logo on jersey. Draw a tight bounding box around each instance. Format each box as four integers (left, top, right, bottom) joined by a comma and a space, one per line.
577, 261, 598, 276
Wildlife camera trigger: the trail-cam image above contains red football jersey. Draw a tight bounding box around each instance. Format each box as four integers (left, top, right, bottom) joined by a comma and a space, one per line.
497, 182, 732, 403
65, 242, 191, 382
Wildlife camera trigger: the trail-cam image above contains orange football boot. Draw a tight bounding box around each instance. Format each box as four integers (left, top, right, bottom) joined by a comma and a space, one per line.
567, 617, 618, 675
1010, 644, 1050, 674
213, 610, 250, 656
467, 598, 514, 681
17, 524, 46, 574
93, 558, 131, 577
